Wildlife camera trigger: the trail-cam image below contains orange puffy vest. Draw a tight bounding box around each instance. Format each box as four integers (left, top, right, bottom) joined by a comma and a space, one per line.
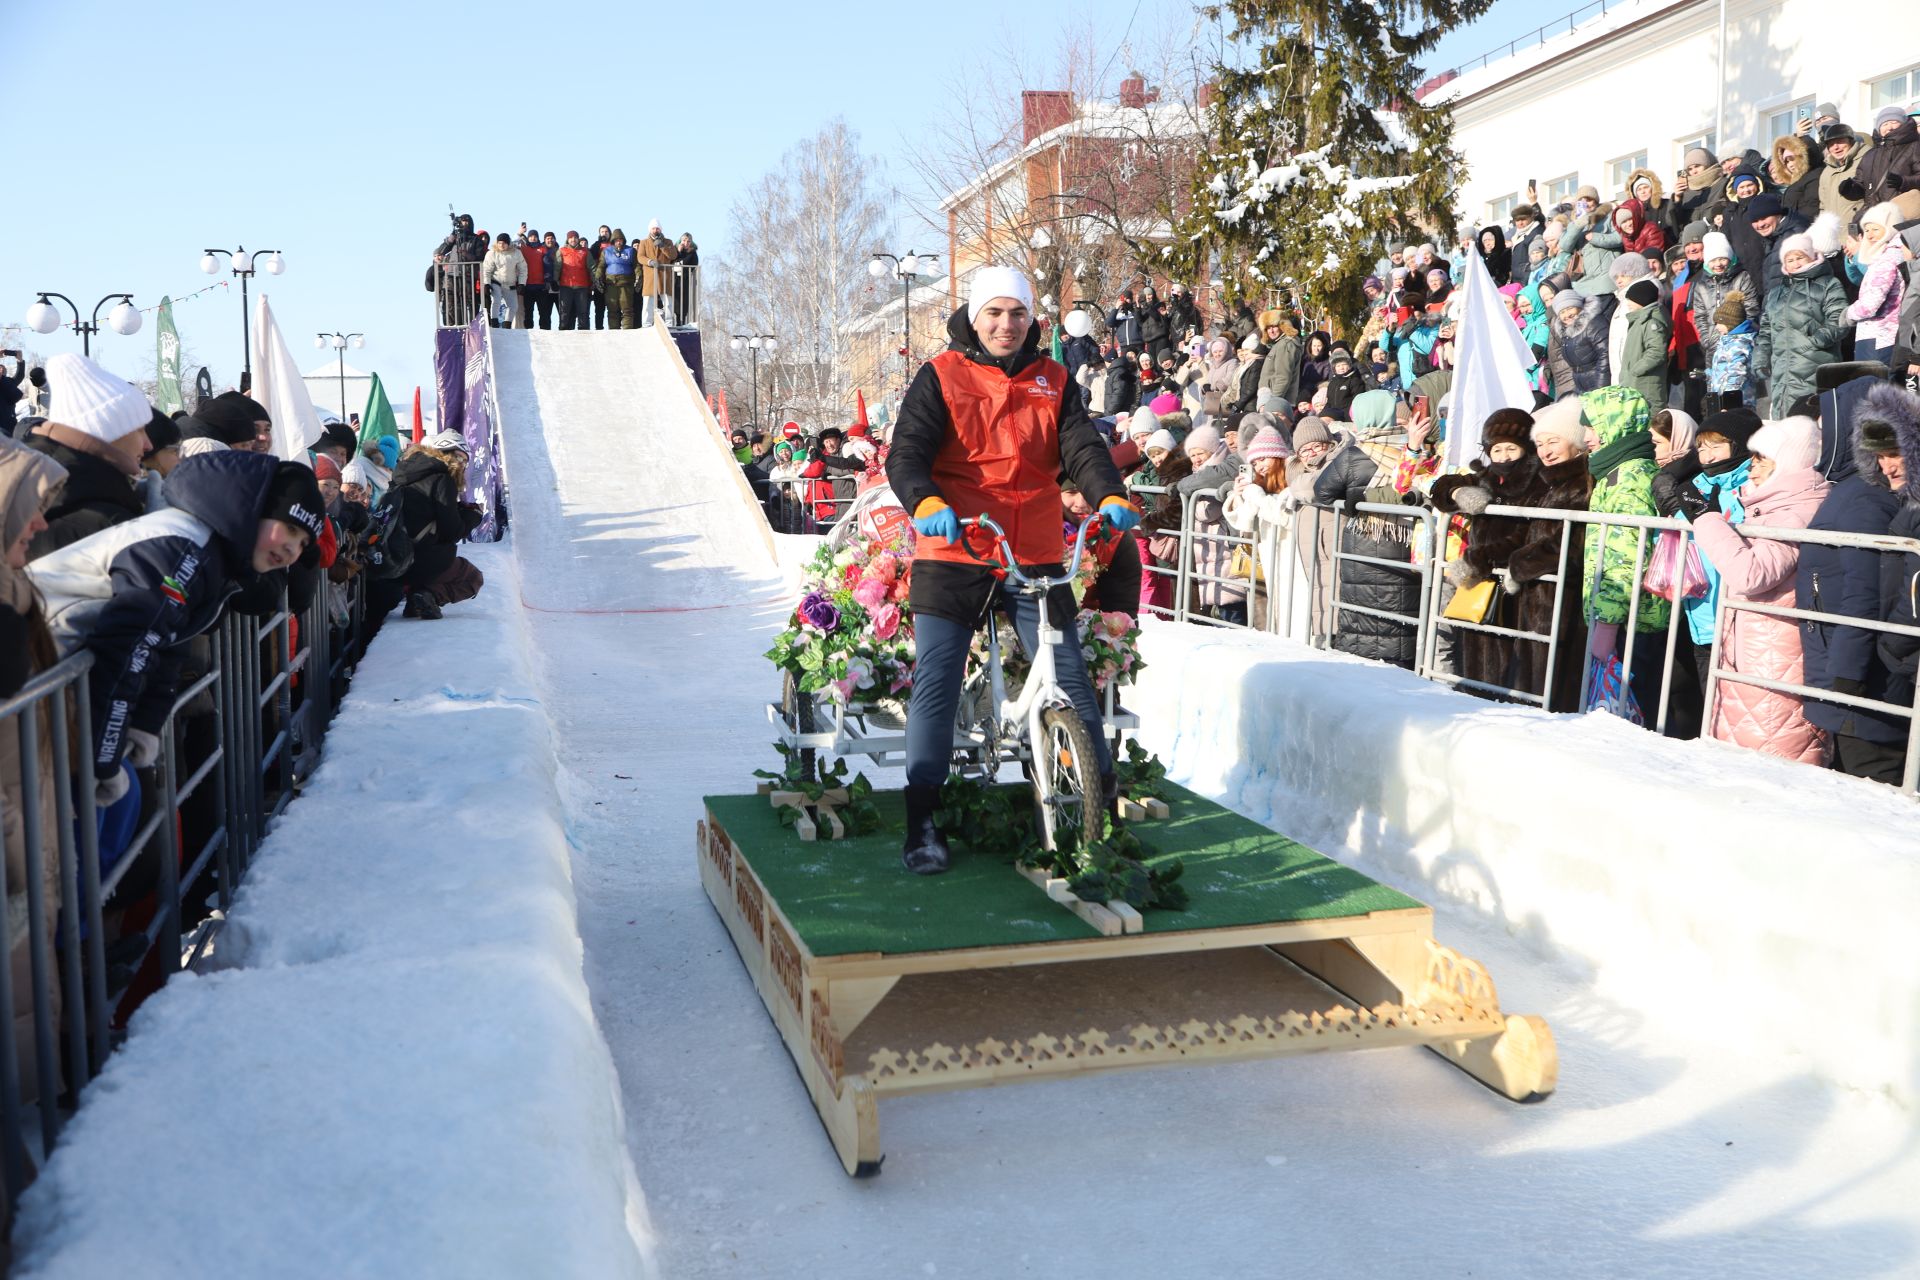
915, 350, 1071, 568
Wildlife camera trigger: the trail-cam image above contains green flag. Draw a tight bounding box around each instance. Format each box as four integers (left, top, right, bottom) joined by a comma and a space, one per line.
154, 297, 184, 414
359, 371, 398, 446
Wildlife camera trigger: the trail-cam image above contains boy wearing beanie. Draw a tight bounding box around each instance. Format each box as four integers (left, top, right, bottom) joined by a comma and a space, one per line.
27, 451, 325, 804
1707, 291, 1756, 406
1617, 277, 1672, 411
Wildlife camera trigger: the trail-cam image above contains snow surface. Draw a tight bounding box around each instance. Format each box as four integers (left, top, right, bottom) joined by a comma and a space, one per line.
20, 320, 1919, 1278
12, 544, 655, 1280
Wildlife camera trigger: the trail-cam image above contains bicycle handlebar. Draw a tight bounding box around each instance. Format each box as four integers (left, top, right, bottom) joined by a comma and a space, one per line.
958, 513, 1103, 590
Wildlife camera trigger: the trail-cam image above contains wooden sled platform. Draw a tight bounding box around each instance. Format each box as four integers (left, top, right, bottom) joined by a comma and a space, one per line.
697, 785, 1556, 1175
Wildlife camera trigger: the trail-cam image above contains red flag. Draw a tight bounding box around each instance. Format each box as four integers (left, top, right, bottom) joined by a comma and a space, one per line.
716, 389, 732, 432
854, 388, 869, 430
411, 386, 424, 445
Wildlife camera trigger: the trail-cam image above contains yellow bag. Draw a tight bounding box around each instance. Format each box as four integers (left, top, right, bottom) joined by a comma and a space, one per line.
1442, 576, 1499, 623
1229, 545, 1264, 584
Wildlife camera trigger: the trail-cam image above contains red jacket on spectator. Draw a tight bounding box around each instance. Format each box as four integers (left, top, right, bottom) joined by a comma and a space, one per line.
519, 243, 547, 287
1670, 265, 1701, 371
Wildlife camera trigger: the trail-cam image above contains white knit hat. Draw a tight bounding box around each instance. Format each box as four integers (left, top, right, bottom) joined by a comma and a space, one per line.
1702, 231, 1733, 262
966, 265, 1035, 323
340, 455, 375, 487
44, 353, 151, 444
1128, 407, 1160, 439
1748, 417, 1820, 473
1145, 428, 1177, 454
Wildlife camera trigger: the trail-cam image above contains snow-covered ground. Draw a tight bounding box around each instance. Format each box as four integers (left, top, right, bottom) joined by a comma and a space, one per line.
18, 323, 1916, 1277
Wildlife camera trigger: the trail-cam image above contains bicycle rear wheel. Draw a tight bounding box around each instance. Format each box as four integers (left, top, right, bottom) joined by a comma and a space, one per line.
1033, 705, 1103, 852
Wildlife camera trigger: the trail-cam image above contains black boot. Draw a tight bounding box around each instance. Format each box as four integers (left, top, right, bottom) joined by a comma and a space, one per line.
406, 592, 443, 620
1101, 772, 1120, 825
901, 783, 950, 875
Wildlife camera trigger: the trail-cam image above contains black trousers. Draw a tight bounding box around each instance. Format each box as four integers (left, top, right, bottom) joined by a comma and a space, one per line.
556, 287, 589, 331
519, 284, 554, 330
1833, 733, 1908, 786
591, 288, 607, 330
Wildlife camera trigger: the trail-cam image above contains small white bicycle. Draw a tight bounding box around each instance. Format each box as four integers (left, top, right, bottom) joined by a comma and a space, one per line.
953, 512, 1108, 852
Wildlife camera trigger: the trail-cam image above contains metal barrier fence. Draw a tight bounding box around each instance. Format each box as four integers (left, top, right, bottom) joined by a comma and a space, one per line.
761, 473, 860, 535
1132, 480, 1920, 791
0, 572, 368, 1221
437, 261, 702, 331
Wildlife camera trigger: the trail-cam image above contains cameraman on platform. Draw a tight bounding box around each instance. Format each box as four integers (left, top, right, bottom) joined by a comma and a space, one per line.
884, 266, 1141, 875
431, 212, 487, 326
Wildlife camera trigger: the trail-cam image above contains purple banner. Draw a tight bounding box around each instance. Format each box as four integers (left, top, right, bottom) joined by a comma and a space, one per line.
459, 317, 504, 541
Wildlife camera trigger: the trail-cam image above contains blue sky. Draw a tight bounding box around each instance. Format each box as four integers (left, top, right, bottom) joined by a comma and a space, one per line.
3, 0, 1542, 407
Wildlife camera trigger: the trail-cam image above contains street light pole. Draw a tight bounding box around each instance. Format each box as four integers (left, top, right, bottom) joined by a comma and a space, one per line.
313, 331, 366, 423
23, 291, 142, 357
869, 250, 940, 382
201, 246, 286, 389
728, 332, 779, 426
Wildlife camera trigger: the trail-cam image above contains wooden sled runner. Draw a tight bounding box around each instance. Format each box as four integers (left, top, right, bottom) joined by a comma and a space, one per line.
697, 786, 1555, 1175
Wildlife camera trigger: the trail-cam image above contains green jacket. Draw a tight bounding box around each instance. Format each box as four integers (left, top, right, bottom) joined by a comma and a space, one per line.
1617, 303, 1671, 413
1579, 386, 1670, 634
1755, 262, 1847, 414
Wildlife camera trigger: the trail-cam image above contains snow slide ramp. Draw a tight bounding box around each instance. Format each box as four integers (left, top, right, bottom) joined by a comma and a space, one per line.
490, 325, 779, 613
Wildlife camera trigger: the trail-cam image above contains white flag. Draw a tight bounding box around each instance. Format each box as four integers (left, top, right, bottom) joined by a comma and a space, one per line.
1445, 247, 1538, 471
248, 294, 325, 461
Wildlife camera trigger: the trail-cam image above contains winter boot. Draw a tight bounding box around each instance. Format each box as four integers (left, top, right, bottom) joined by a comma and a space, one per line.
405, 591, 443, 620
900, 783, 950, 875
1101, 772, 1121, 825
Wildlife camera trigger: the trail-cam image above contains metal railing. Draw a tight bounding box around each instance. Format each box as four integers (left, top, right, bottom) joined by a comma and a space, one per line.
1139, 480, 1920, 791
433, 262, 483, 331
762, 473, 862, 535
0, 572, 368, 1222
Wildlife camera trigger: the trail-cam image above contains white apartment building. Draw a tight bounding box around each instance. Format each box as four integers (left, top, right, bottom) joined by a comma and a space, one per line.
1428, 0, 1920, 225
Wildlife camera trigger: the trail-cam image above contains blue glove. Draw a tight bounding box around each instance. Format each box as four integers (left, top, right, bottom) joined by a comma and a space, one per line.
1099, 496, 1142, 532
912, 499, 961, 542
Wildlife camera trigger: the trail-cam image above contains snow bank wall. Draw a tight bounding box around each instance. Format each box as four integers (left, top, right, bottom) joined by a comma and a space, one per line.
1127, 623, 1920, 1108
13, 545, 655, 1279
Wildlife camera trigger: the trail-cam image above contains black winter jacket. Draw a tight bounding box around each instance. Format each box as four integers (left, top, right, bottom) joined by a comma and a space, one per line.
389, 450, 480, 585
24, 436, 144, 557
1311, 438, 1419, 667
25, 451, 279, 779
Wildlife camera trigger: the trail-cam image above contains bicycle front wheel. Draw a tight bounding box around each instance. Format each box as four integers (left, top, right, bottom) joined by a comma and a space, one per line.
1033, 705, 1104, 851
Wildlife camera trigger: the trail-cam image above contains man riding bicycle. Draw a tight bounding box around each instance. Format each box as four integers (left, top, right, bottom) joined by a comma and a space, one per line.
885, 266, 1142, 875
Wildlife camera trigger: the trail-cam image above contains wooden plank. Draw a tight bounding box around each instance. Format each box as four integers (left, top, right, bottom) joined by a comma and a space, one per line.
769, 788, 848, 809
1014, 863, 1124, 937
1116, 797, 1147, 822
1106, 901, 1145, 935
794, 811, 817, 842
1428, 1014, 1558, 1102
818, 806, 846, 840
828, 976, 901, 1040
1139, 797, 1170, 820
811, 906, 1437, 980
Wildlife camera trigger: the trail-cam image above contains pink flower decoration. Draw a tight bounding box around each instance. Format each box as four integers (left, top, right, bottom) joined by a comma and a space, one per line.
871, 555, 900, 583
852, 577, 890, 608
870, 602, 901, 640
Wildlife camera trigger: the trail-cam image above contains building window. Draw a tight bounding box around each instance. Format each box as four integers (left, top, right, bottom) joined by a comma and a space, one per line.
1870, 64, 1920, 112
1763, 97, 1813, 143
1486, 192, 1518, 224
1542, 173, 1579, 205
1675, 131, 1717, 166
1606, 151, 1649, 194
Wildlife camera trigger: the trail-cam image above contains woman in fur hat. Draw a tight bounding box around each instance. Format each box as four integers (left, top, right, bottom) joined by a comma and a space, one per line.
1769, 134, 1824, 222
1625, 168, 1679, 240
1429, 409, 1549, 699
1311, 391, 1420, 667
1501, 401, 1594, 710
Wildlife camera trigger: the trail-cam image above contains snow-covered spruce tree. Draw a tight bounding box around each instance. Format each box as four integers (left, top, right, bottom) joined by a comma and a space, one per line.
1167, 0, 1491, 326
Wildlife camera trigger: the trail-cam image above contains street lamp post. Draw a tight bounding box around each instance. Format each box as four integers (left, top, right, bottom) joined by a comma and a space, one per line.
728, 332, 778, 427
23, 291, 142, 357
868, 250, 940, 379
201, 245, 286, 389
313, 331, 366, 423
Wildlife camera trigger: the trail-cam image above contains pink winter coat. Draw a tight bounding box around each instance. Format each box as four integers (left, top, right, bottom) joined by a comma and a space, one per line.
1691, 467, 1832, 762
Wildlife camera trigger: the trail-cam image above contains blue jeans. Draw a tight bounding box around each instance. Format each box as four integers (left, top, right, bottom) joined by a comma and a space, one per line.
905, 593, 1111, 788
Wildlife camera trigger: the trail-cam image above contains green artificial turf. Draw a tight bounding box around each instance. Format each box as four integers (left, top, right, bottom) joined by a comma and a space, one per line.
704, 783, 1425, 958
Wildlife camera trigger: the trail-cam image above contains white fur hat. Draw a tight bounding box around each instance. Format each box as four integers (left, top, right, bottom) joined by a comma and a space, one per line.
967, 265, 1034, 323
43, 353, 151, 444
1529, 395, 1588, 454
1749, 417, 1820, 473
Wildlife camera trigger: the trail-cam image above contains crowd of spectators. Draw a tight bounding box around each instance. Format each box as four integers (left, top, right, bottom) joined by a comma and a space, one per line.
2, 354, 494, 1066
431, 213, 699, 332
774, 98, 1920, 790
